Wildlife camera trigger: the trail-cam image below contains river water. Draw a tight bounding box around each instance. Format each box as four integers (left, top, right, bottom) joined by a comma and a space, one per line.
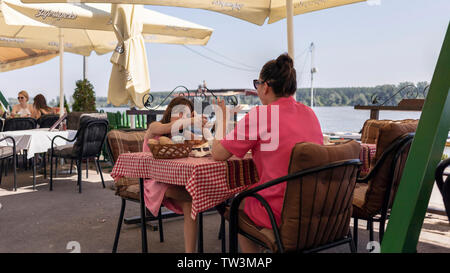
100, 106, 422, 133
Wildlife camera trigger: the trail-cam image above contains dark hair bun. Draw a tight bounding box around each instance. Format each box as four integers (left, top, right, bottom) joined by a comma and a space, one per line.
260, 53, 297, 97
275, 53, 294, 69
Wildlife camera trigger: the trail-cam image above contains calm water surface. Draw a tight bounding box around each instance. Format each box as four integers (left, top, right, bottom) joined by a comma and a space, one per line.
100, 106, 448, 155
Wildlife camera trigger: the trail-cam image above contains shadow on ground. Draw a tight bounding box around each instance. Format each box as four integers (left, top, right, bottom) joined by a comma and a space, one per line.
0, 162, 449, 253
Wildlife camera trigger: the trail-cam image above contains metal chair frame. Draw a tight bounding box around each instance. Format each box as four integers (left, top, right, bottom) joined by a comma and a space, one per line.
229, 159, 361, 253
353, 133, 415, 249
434, 157, 450, 222
49, 119, 108, 193
105, 132, 208, 253
0, 136, 17, 191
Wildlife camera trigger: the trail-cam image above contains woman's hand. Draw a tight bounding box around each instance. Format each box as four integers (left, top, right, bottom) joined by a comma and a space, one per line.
191, 111, 208, 128
212, 98, 228, 140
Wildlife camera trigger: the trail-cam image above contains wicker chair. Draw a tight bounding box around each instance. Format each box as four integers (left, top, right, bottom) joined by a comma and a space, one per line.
228, 140, 361, 253
353, 119, 417, 249
107, 129, 168, 253
108, 129, 209, 253
435, 158, 450, 222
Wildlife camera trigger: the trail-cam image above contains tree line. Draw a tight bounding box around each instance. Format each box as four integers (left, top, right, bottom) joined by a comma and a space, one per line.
8, 81, 429, 109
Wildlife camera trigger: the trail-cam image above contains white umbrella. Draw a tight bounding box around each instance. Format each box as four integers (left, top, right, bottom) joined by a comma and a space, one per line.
2, 0, 213, 111
17, 0, 365, 57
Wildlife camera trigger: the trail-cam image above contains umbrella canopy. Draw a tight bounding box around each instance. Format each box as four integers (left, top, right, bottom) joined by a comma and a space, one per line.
17, 0, 366, 25
0, 11, 210, 56
1, 0, 214, 109
108, 4, 149, 108
16, 0, 363, 58
0, 46, 57, 72
1, 0, 213, 40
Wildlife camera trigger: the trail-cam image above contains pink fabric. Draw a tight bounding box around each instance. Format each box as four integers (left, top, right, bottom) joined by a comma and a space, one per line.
142, 138, 184, 216
220, 96, 323, 229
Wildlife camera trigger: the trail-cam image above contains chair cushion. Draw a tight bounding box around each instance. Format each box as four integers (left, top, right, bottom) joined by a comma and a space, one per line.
49, 144, 74, 158
278, 140, 361, 251
228, 140, 361, 252
117, 182, 140, 200
355, 121, 417, 217
0, 146, 14, 158
360, 119, 417, 145
224, 206, 278, 252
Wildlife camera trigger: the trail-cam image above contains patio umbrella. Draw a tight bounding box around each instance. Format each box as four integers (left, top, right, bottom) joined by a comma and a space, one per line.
0, 46, 57, 72
2, 0, 212, 40
17, 0, 365, 57
1, 0, 213, 110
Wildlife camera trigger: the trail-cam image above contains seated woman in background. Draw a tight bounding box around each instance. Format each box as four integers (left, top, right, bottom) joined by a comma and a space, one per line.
32, 94, 55, 119
211, 53, 324, 252
11, 90, 33, 117
143, 96, 207, 253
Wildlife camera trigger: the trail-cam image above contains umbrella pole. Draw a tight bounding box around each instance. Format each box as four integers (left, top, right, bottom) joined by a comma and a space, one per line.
286, 0, 295, 58
59, 28, 64, 117
286, 0, 295, 100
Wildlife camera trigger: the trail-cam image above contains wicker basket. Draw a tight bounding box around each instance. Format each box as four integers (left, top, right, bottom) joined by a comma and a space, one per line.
148, 143, 193, 159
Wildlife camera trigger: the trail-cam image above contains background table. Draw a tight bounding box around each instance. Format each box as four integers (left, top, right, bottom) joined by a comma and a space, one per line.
0, 128, 77, 159
0, 128, 77, 189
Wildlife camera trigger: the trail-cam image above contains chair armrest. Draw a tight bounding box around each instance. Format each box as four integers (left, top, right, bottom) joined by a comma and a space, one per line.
435, 158, 450, 193
357, 133, 415, 184
0, 136, 17, 159
50, 134, 77, 151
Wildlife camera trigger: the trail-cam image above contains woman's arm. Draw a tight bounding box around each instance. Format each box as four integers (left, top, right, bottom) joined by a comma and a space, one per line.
11, 105, 18, 114
211, 140, 232, 161
31, 108, 40, 119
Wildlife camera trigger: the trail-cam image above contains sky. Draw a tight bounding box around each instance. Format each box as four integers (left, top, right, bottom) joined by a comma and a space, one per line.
0, 0, 449, 101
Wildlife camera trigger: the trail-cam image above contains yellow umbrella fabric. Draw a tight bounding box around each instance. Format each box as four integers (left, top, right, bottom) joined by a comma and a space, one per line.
2, 0, 213, 40
18, 0, 366, 25
108, 4, 149, 108
0, 46, 57, 72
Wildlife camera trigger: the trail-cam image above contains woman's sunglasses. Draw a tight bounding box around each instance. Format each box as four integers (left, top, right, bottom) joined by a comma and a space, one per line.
18, 96, 25, 100
253, 79, 264, 89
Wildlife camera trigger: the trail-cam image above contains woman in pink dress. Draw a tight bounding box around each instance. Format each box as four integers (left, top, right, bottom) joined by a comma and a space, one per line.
211, 53, 323, 252
143, 97, 207, 253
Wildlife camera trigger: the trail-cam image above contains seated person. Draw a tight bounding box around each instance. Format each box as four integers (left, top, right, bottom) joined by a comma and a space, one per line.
11, 90, 33, 117
143, 97, 207, 253
211, 53, 324, 253
32, 94, 55, 119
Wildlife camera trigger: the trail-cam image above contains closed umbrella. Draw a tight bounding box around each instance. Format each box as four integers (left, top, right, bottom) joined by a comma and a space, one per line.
108, 4, 149, 108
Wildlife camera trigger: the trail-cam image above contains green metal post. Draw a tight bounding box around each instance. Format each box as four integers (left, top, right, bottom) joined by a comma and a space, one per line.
381, 23, 450, 252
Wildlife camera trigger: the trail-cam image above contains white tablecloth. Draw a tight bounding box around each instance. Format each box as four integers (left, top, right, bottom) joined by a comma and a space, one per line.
0, 129, 77, 159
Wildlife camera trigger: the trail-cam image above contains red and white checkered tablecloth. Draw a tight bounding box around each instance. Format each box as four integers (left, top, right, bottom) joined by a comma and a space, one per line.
359, 143, 377, 176
110, 152, 255, 219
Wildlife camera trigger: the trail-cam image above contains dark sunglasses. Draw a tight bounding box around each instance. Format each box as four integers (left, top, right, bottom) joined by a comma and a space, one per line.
253, 79, 264, 89
18, 96, 25, 99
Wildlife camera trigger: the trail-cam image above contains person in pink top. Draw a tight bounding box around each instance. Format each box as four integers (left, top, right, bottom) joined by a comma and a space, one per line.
143, 96, 207, 253
211, 53, 323, 252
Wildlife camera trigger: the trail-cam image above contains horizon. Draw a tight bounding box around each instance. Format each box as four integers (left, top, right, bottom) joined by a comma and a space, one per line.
0, 0, 448, 102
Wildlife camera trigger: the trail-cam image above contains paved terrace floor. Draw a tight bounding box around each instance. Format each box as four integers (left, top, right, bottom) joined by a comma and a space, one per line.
0, 161, 449, 253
